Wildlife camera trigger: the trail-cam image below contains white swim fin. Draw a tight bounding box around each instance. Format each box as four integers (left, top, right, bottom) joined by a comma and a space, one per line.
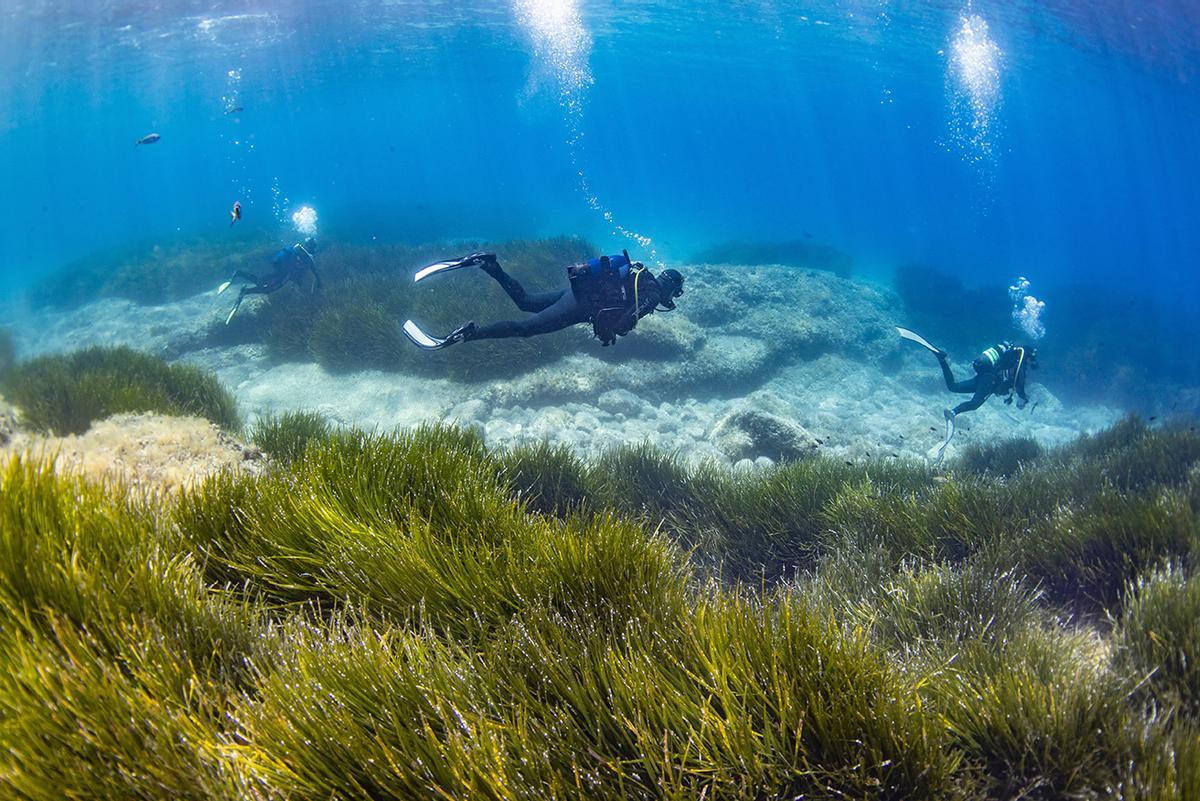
896, 326, 942, 354
403, 320, 450, 350
225, 301, 242, 325
413, 252, 492, 283
403, 320, 476, 351
930, 410, 956, 465
217, 280, 232, 295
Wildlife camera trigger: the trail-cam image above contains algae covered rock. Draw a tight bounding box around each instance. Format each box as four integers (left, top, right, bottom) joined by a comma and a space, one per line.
689, 263, 901, 364
29, 236, 271, 310
1, 412, 263, 494
597, 388, 645, 417
710, 401, 820, 462
691, 239, 855, 277
0, 346, 241, 435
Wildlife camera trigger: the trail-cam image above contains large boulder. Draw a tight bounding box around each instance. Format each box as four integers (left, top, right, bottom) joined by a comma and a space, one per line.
0, 413, 264, 494
710, 402, 820, 462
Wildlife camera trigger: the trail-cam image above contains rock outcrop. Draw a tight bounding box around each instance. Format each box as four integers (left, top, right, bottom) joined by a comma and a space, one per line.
2, 413, 263, 494
710, 406, 820, 462
10, 260, 1123, 468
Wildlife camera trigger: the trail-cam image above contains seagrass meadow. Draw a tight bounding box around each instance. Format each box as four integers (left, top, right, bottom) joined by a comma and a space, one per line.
1, 416, 1198, 800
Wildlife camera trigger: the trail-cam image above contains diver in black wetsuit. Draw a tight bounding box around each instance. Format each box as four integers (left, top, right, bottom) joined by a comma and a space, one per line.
404, 251, 685, 350
897, 327, 1041, 463
937, 342, 1038, 420
219, 238, 321, 324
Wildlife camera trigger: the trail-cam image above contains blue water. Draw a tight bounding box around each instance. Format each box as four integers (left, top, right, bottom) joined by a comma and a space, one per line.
1, 1, 1197, 306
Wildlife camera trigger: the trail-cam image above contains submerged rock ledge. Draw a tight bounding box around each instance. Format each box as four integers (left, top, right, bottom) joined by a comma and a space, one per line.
10, 262, 1121, 463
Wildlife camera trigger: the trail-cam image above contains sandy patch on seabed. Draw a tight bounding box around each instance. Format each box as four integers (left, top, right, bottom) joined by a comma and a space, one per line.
1, 407, 263, 495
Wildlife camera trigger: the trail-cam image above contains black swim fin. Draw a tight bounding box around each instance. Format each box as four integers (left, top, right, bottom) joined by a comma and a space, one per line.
413, 252, 495, 283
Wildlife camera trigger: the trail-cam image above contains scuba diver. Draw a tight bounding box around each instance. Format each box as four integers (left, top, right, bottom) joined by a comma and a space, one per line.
897, 327, 1038, 462
218, 238, 320, 324
402, 251, 685, 350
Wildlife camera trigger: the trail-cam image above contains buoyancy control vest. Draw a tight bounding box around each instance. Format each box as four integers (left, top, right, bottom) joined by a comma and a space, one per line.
976, 342, 1026, 397
567, 252, 647, 345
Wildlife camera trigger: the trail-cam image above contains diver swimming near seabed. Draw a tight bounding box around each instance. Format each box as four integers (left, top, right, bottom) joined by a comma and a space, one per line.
403, 251, 685, 350
219, 238, 321, 324
897, 326, 1039, 462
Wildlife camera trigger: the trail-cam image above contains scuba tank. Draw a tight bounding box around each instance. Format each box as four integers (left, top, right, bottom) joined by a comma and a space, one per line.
975, 342, 1027, 401
567, 250, 647, 345
567, 252, 633, 302
973, 342, 1014, 373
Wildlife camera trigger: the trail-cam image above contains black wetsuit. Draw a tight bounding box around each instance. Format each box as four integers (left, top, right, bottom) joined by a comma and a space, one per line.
468, 257, 670, 343
940, 347, 1030, 415
230, 245, 320, 303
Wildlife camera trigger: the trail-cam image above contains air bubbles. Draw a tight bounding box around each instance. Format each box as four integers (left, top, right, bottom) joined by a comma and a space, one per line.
223, 66, 249, 197
946, 13, 1003, 164
512, 0, 593, 118
292, 206, 318, 238
1009, 277, 1046, 340
513, 0, 661, 265
271, 180, 288, 223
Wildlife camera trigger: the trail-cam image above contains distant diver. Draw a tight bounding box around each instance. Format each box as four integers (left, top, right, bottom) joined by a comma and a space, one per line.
224, 105, 244, 115
402, 251, 685, 350
229, 201, 242, 227
219, 238, 320, 324
897, 327, 1038, 462
135, 133, 161, 147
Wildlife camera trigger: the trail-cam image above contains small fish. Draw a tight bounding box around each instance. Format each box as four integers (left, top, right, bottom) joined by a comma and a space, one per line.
135, 132, 161, 147
229, 201, 242, 227
225, 105, 244, 115
1149, 416, 1157, 422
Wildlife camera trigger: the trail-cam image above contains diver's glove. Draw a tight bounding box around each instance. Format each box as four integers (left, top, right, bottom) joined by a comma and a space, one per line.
1016, 397, 1028, 410
1004, 395, 1014, 405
